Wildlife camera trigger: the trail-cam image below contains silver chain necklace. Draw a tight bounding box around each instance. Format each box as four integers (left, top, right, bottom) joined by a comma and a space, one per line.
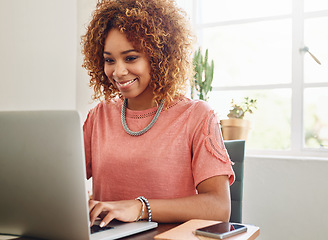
121, 98, 165, 136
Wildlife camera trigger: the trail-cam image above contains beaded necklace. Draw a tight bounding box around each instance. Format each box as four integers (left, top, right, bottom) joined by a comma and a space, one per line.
121, 98, 165, 136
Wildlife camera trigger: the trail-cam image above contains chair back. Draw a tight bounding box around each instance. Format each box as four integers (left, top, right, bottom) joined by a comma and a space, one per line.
224, 140, 245, 223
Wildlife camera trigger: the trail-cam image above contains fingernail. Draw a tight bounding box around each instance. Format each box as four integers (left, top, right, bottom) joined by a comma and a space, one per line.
100, 222, 105, 227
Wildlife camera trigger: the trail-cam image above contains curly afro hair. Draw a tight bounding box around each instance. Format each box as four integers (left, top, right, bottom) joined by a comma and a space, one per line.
81, 0, 195, 106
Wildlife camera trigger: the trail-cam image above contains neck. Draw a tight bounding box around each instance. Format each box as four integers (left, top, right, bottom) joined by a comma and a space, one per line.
127, 100, 156, 110
125, 93, 157, 110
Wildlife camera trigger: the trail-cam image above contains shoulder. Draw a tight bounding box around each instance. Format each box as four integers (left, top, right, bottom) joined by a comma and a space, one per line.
191, 99, 213, 113
178, 97, 214, 119
90, 98, 121, 114
173, 96, 212, 111
84, 99, 122, 125
169, 97, 215, 132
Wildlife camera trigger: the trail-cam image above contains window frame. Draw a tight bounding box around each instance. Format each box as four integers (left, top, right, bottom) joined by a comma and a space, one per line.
178, 0, 328, 158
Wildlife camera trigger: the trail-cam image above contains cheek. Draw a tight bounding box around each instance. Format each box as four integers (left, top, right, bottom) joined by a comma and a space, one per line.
104, 66, 116, 85
135, 61, 151, 78
104, 65, 113, 77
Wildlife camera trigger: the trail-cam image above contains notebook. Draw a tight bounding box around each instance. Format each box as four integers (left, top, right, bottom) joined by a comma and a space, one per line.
0, 110, 157, 240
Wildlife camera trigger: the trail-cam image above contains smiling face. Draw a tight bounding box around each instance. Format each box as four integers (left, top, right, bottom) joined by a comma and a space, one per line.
103, 29, 154, 109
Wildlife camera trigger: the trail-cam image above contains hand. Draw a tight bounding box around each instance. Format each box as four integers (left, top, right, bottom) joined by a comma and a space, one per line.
88, 199, 142, 227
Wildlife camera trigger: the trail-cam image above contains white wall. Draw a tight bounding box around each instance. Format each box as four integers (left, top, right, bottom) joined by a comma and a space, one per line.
0, 0, 77, 111
243, 155, 328, 240
76, 0, 98, 121
0, 0, 96, 119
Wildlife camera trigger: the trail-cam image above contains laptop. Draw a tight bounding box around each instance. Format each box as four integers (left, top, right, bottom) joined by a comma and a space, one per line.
0, 110, 157, 240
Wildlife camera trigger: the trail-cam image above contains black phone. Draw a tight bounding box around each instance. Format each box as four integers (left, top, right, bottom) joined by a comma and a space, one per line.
195, 222, 247, 239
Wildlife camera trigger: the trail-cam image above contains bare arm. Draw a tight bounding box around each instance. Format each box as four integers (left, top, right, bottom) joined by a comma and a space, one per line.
148, 175, 231, 223
89, 175, 231, 226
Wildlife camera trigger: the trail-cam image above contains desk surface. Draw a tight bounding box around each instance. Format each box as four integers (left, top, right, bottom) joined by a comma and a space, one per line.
121, 223, 179, 240
0, 221, 259, 240
122, 220, 260, 240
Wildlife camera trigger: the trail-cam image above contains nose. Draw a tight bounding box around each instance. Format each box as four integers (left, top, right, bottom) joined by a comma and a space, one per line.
113, 61, 128, 78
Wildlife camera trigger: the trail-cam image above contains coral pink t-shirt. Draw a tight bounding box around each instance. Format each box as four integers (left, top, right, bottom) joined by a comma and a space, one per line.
83, 97, 234, 201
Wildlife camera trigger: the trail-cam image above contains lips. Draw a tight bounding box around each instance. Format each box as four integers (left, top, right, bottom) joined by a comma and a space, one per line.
115, 78, 137, 87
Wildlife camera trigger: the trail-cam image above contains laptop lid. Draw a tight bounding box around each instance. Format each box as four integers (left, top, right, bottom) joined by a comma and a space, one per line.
0, 110, 157, 240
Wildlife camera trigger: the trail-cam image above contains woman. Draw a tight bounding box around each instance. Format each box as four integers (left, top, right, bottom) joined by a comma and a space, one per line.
81, 0, 235, 228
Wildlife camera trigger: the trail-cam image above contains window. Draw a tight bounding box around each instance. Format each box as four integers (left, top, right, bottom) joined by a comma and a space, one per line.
177, 0, 328, 157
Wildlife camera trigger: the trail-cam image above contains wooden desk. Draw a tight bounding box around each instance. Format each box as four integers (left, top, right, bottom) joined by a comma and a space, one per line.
0, 221, 259, 240
120, 223, 179, 240
121, 220, 260, 240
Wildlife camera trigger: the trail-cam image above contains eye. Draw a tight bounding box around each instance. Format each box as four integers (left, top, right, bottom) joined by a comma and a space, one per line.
125, 56, 138, 62
104, 57, 114, 64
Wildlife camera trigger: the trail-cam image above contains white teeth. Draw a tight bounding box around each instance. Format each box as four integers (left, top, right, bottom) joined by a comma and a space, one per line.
118, 78, 136, 87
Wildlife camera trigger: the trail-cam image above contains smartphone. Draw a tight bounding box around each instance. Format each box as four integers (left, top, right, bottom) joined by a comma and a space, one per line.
195, 222, 247, 239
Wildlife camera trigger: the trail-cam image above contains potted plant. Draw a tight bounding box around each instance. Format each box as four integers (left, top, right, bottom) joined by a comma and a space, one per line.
191, 47, 214, 101
220, 97, 257, 140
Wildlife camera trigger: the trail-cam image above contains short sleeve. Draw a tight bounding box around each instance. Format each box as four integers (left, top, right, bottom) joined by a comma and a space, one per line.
191, 103, 235, 187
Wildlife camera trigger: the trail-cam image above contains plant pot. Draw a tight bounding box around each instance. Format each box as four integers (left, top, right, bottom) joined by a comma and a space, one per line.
220, 118, 251, 140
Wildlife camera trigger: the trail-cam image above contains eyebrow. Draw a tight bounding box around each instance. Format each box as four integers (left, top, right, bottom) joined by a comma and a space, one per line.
103, 49, 139, 55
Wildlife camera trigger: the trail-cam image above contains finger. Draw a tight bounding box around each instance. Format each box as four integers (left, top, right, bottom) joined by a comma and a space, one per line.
99, 211, 115, 228
89, 202, 106, 227
99, 210, 110, 219
88, 199, 98, 213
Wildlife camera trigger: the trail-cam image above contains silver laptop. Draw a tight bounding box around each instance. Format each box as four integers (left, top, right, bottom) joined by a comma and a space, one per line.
0, 110, 157, 240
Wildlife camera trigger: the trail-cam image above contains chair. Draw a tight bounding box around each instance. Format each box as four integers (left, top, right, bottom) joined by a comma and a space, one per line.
224, 140, 245, 223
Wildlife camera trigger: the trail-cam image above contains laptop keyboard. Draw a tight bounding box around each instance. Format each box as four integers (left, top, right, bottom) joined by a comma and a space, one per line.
90, 224, 114, 234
